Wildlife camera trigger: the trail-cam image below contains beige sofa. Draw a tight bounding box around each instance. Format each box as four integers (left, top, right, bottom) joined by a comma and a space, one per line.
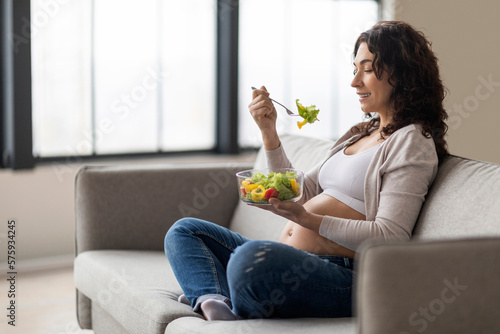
74, 133, 500, 334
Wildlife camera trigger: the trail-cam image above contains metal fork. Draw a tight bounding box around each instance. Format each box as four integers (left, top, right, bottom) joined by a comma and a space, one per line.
251, 87, 299, 116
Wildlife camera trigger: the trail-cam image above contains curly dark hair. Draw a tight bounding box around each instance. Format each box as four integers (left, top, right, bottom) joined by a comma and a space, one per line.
351, 21, 449, 163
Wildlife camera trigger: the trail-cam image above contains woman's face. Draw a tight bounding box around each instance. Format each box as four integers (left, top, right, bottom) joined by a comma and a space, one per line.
351, 42, 394, 116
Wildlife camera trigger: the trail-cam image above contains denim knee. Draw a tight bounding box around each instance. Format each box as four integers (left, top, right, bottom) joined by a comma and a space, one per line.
227, 240, 278, 289
165, 217, 197, 255
229, 239, 269, 260
227, 241, 284, 317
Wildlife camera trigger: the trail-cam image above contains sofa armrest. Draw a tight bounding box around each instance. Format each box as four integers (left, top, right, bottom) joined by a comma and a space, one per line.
356, 237, 500, 334
75, 162, 253, 254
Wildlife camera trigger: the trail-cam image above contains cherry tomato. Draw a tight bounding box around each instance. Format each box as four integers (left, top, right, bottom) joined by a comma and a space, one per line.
264, 188, 279, 201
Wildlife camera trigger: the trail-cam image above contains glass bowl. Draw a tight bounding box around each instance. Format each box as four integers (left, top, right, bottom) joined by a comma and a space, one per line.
236, 168, 304, 205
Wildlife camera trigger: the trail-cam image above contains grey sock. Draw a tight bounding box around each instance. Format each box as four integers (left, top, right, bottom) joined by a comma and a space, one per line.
200, 299, 238, 321
177, 294, 190, 305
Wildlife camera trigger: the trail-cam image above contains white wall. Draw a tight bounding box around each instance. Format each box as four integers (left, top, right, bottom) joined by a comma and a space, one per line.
1, 166, 76, 266
388, 0, 500, 164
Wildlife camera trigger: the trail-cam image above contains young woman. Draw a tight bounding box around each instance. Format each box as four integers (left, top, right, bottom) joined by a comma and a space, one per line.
165, 21, 448, 320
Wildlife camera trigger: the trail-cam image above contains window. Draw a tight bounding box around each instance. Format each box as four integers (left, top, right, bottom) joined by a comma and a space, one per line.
239, 0, 379, 147
2, 0, 379, 169
31, 0, 216, 158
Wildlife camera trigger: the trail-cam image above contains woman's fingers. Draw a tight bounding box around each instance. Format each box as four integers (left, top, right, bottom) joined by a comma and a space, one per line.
250, 199, 306, 223
249, 95, 272, 109
249, 96, 275, 123
251, 85, 269, 100
248, 85, 278, 136
250, 99, 272, 115
249, 90, 271, 109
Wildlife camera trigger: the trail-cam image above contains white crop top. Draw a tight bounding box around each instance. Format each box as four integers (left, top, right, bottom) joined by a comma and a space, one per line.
318, 144, 381, 215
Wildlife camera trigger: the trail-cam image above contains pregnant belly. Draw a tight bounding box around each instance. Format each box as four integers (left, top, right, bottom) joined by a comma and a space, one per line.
279, 194, 366, 257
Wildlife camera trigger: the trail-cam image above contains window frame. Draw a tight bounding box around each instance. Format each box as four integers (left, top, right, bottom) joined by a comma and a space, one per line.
1, 0, 35, 169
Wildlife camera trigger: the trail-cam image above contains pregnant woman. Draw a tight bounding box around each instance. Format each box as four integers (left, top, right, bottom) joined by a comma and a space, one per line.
165, 21, 448, 320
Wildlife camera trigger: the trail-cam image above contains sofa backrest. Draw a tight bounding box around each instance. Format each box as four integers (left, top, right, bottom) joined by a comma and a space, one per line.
229, 133, 500, 243
228, 134, 334, 240
412, 155, 500, 240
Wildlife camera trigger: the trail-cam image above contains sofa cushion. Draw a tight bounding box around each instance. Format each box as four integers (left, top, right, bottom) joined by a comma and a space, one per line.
413, 156, 500, 240
75, 164, 249, 255
229, 133, 334, 240
74, 250, 203, 334
166, 316, 356, 334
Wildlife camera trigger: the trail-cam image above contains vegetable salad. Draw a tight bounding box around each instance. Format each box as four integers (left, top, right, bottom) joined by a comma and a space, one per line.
239, 171, 301, 204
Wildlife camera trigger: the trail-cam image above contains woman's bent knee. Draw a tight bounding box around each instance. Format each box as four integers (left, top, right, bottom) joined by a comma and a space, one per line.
165, 217, 200, 254
166, 217, 205, 237
227, 241, 276, 276
227, 241, 283, 306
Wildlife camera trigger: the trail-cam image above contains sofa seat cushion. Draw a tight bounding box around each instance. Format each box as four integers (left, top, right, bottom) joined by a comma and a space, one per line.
74, 250, 203, 334
165, 316, 356, 334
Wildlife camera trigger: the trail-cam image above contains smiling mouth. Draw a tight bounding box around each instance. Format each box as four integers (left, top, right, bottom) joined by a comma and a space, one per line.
358, 93, 371, 98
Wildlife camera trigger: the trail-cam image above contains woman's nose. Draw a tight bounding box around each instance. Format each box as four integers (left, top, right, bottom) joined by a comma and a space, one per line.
351, 73, 362, 88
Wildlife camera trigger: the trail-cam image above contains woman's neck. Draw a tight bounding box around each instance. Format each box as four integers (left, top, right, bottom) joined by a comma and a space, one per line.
378, 111, 393, 129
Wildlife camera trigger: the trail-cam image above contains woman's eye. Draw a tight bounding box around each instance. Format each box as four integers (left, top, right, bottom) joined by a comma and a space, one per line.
353, 69, 372, 75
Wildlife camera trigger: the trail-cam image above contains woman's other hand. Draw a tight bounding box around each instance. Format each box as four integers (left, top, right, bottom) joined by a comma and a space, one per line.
251, 198, 323, 234
248, 86, 280, 150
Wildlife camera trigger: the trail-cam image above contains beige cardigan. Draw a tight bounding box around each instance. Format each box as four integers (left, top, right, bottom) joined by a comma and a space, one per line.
265, 124, 439, 251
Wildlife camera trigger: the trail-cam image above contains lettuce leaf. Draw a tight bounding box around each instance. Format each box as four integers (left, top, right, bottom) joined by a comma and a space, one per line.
270, 175, 295, 200
296, 99, 320, 129
249, 172, 272, 189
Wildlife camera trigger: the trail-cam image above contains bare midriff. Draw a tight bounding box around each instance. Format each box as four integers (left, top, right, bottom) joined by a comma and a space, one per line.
279, 194, 365, 258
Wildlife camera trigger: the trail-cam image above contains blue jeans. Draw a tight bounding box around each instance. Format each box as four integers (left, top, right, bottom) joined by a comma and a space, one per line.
164, 217, 354, 318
